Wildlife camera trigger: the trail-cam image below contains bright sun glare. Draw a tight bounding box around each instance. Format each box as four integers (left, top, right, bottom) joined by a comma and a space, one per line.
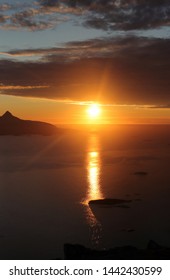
87, 104, 101, 118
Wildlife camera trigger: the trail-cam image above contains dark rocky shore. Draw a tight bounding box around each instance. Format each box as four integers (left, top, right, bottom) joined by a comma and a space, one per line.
64, 241, 170, 260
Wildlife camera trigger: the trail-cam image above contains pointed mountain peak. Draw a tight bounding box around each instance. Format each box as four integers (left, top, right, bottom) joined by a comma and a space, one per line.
1, 111, 18, 120
3, 111, 13, 117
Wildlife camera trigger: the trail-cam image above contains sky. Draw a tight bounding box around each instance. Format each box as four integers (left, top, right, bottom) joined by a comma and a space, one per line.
0, 0, 170, 124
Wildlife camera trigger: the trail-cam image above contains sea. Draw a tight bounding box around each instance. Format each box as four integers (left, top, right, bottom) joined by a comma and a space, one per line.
0, 124, 170, 259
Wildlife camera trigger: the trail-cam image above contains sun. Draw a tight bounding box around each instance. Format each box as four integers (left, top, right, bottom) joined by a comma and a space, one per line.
87, 104, 101, 118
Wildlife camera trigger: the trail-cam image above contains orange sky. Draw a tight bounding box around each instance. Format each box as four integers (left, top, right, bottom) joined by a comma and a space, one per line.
0, 94, 170, 125
0, 1, 170, 125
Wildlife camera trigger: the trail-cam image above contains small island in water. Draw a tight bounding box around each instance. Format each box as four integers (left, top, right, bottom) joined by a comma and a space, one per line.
0, 111, 59, 135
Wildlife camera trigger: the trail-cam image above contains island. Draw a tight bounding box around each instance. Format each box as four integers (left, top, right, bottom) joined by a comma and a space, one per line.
89, 198, 132, 206
0, 111, 59, 135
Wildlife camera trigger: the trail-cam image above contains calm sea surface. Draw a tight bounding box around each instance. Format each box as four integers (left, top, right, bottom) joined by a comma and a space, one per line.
0, 125, 170, 259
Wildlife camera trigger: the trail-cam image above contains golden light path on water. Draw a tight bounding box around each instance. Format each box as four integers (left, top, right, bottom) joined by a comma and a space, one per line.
83, 134, 104, 247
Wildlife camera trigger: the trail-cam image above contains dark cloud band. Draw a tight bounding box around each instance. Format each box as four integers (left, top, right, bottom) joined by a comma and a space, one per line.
0, 36, 170, 105
40, 0, 170, 31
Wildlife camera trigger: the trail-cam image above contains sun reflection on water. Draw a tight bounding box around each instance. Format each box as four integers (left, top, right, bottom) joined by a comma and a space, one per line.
82, 134, 104, 247
87, 151, 103, 203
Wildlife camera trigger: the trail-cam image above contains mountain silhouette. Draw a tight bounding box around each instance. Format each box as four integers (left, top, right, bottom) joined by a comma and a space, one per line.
0, 111, 59, 135
1, 111, 16, 120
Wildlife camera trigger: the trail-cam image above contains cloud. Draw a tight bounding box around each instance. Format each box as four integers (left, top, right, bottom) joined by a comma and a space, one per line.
0, 85, 49, 90
0, 47, 70, 57
0, 1, 67, 31
1, 36, 157, 59
84, 1, 170, 31
0, 0, 170, 31
10, 8, 61, 31
0, 36, 170, 105
0, 4, 11, 11
0, 14, 6, 23
148, 105, 170, 109
39, 0, 170, 31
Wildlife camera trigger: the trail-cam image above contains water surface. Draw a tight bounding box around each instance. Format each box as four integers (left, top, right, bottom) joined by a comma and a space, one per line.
0, 125, 170, 259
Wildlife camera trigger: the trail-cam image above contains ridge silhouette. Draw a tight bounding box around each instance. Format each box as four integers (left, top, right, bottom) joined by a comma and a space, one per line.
0, 111, 59, 135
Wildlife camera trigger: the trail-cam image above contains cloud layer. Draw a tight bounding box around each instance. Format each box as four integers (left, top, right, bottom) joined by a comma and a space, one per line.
0, 0, 170, 31
0, 1, 170, 106
0, 36, 170, 105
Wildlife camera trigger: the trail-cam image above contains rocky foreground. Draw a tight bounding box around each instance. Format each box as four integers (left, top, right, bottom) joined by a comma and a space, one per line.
64, 241, 170, 260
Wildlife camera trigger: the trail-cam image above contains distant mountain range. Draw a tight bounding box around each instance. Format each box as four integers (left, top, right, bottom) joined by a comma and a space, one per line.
0, 111, 59, 135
